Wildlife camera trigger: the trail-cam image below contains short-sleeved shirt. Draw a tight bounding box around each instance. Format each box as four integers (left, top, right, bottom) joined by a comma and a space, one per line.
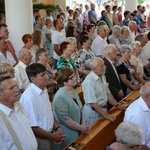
51, 29, 66, 60
82, 71, 110, 106
20, 83, 54, 132
0, 51, 16, 65
91, 35, 107, 58
88, 9, 98, 24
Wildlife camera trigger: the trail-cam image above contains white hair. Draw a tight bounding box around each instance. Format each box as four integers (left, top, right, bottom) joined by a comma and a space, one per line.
119, 44, 131, 54
128, 21, 136, 28
130, 41, 141, 52
115, 122, 143, 144
65, 37, 76, 45
90, 57, 103, 69
112, 25, 122, 35
121, 26, 129, 34
104, 44, 116, 57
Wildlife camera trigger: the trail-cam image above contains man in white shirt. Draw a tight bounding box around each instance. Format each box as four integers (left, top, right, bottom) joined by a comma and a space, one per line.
82, 57, 125, 126
0, 36, 16, 66
128, 21, 137, 42
0, 76, 38, 150
20, 63, 65, 150
124, 82, 150, 148
14, 48, 32, 93
91, 25, 108, 58
52, 19, 66, 68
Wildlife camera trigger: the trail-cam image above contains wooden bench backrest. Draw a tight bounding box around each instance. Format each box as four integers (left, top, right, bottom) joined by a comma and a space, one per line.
64, 88, 140, 150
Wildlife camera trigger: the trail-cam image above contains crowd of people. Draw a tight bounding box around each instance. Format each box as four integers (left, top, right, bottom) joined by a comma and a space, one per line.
1, 0, 150, 149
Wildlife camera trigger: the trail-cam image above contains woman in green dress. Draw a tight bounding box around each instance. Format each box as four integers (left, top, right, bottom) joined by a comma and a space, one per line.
53, 67, 90, 149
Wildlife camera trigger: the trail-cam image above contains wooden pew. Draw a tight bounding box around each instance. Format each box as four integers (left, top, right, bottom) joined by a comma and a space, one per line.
64, 88, 140, 150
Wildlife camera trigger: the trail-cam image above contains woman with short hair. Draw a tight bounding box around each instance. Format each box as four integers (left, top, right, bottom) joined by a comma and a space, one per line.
53, 67, 90, 149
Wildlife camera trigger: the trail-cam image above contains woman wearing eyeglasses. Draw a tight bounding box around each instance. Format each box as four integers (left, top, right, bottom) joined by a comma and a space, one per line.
107, 122, 149, 150
53, 67, 90, 149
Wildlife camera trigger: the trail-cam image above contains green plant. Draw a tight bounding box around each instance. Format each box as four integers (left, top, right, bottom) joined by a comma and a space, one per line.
33, 3, 56, 12
138, 0, 144, 4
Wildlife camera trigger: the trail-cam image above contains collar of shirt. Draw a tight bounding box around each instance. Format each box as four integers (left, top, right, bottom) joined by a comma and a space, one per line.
0, 102, 19, 116
97, 35, 107, 42
90, 71, 100, 81
139, 96, 150, 112
105, 57, 115, 64
19, 61, 27, 68
30, 83, 47, 95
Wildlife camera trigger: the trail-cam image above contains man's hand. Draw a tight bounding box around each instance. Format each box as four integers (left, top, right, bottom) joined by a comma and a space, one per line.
103, 114, 116, 122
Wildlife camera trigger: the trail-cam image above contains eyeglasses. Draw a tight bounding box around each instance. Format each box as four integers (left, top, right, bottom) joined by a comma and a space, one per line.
123, 143, 142, 150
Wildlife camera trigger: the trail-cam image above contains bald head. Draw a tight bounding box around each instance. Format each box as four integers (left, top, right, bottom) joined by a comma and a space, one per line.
140, 82, 150, 97
90, 57, 106, 76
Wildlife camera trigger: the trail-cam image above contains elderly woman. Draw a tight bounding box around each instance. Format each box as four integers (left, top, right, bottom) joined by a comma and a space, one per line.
129, 41, 147, 84
22, 34, 33, 49
53, 67, 90, 149
116, 44, 140, 96
66, 37, 87, 78
0, 62, 15, 77
57, 41, 76, 73
119, 26, 131, 45
108, 25, 122, 50
107, 122, 149, 150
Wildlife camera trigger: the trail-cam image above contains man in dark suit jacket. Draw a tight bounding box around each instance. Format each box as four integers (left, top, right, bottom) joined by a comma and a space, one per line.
104, 44, 123, 110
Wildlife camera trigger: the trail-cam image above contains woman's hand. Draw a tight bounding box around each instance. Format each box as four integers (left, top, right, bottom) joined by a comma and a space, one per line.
80, 123, 90, 133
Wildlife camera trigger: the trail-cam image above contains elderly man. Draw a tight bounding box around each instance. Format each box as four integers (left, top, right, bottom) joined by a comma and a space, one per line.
0, 36, 16, 66
135, 34, 150, 77
128, 21, 137, 42
0, 76, 38, 150
20, 63, 65, 150
104, 44, 123, 110
91, 25, 108, 58
14, 48, 32, 92
124, 82, 150, 148
82, 57, 125, 126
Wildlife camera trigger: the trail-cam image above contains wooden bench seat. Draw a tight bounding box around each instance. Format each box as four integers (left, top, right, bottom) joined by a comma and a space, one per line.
64, 88, 140, 150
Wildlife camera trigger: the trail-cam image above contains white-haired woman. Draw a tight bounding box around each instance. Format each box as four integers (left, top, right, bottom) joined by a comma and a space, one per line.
129, 41, 147, 84
119, 26, 131, 45
108, 25, 122, 50
116, 44, 140, 96
107, 122, 149, 150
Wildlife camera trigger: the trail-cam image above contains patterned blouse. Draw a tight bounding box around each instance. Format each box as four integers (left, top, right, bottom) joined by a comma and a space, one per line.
56, 56, 76, 72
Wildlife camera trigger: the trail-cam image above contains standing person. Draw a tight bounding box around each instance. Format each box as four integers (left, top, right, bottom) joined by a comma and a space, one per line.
105, 5, 113, 28
20, 63, 65, 150
52, 19, 66, 68
117, 6, 122, 25
124, 82, 150, 148
82, 57, 125, 126
88, 3, 98, 25
104, 44, 123, 110
91, 25, 108, 58
43, 19, 54, 58
0, 24, 18, 64
0, 76, 38, 150
54, 67, 90, 149
0, 36, 16, 66
14, 48, 32, 93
